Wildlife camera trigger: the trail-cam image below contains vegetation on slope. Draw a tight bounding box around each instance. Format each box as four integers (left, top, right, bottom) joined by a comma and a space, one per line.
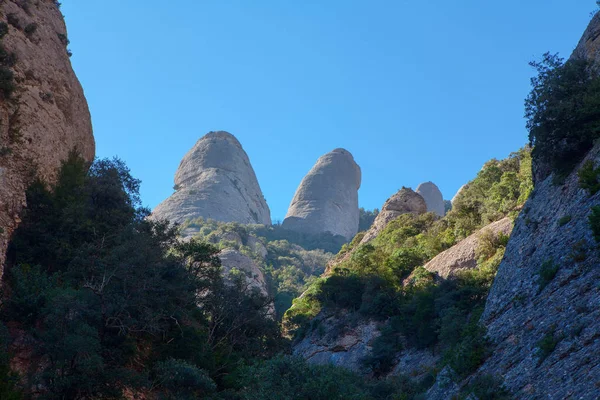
284, 148, 533, 377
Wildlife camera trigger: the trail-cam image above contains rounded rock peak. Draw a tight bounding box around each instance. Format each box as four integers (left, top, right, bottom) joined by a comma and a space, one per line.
201, 130, 242, 149
416, 181, 445, 217
316, 148, 361, 191
383, 187, 427, 214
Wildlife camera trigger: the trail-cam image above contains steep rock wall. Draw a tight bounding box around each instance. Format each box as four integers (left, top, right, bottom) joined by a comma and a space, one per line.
0, 0, 94, 277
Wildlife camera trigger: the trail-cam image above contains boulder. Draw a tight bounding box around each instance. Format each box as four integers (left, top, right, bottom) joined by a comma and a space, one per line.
152, 131, 271, 231
416, 181, 445, 217
421, 217, 513, 279
283, 148, 361, 240
360, 187, 427, 244
0, 1, 95, 277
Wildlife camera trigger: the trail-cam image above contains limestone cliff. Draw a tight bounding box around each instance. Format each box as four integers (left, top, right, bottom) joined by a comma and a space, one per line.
0, 0, 94, 277
283, 148, 361, 240
152, 131, 271, 231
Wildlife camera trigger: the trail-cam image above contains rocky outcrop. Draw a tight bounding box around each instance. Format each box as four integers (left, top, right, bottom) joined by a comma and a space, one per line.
293, 312, 437, 378
416, 182, 445, 217
219, 248, 269, 298
469, 143, 600, 399
572, 13, 600, 69
422, 217, 513, 279
360, 187, 427, 244
0, 1, 94, 277
152, 131, 271, 231
283, 148, 361, 240
293, 314, 380, 373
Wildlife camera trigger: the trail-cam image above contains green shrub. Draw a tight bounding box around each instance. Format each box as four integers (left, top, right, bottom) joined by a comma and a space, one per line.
558, 215, 572, 227
578, 160, 600, 195
24, 23, 37, 37
526, 53, 600, 178
538, 259, 559, 291
536, 329, 562, 363
153, 359, 216, 400
0, 324, 23, 400
0, 23, 8, 39
589, 206, 600, 244
458, 375, 511, 400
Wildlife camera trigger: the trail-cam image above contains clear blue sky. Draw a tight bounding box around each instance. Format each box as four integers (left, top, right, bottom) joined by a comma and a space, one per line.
62, 1, 594, 222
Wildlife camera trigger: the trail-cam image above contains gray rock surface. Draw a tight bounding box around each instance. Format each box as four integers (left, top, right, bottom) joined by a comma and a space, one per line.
0, 1, 95, 278
421, 217, 513, 279
283, 148, 361, 240
152, 131, 271, 228
360, 187, 427, 244
474, 143, 600, 399
219, 248, 269, 297
416, 182, 445, 217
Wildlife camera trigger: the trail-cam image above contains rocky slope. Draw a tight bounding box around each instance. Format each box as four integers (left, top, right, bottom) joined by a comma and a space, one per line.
0, 0, 94, 277
416, 181, 445, 217
460, 143, 600, 399
360, 187, 426, 244
283, 148, 361, 240
152, 131, 271, 231
422, 217, 513, 280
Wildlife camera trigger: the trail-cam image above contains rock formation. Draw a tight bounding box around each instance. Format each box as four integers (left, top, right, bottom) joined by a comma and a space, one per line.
416, 181, 445, 217
152, 131, 271, 231
471, 142, 600, 399
0, 1, 94, 277
283, 148, 361, 240
360, 187, 427, 244
421, 217, 513, 279
219, 248, 269, 298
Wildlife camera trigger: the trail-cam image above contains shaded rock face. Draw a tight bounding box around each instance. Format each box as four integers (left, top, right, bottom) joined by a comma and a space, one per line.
293, 312, 437, 378
0, 0, 94, 276
283, 148, 361, 240
293, 314, 380, 373
360, 187, 427, 244
152, 131, 271, 229
416, 182, 445, 217
469, 143, 600, 399
218, 248, 269, 297
422, 217, 513, 280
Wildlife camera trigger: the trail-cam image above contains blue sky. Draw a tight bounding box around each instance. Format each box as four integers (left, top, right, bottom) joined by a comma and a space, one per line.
62, 1, 594, 222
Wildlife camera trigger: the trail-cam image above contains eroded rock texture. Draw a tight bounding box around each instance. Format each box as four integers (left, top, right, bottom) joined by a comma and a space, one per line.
152, 131, 271, 231
474, 144, 600, 399
283, 148, 361, 240
0, 0, 94, 277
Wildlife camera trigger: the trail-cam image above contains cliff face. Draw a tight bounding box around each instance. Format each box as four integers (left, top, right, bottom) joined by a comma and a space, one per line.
468, 143, 600, 399
0, 0, 95, 277
152, 131, 271, 231
283, 148, 361, 240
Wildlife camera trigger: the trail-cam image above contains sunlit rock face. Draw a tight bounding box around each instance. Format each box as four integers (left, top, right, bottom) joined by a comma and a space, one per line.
152, 131, 271, 231
416, 181, 445, 217
283, 148, 361, 240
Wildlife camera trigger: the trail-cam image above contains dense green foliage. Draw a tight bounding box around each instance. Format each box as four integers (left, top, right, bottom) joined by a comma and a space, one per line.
231, 356, 420, 400
359, 207, 379, 232
525, 53, 600, 177
1, 153, 280, 398
578, 160, 600, 194
181, 217, 334, 318
284, 149, 532, 377
182, 218, 346, 254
